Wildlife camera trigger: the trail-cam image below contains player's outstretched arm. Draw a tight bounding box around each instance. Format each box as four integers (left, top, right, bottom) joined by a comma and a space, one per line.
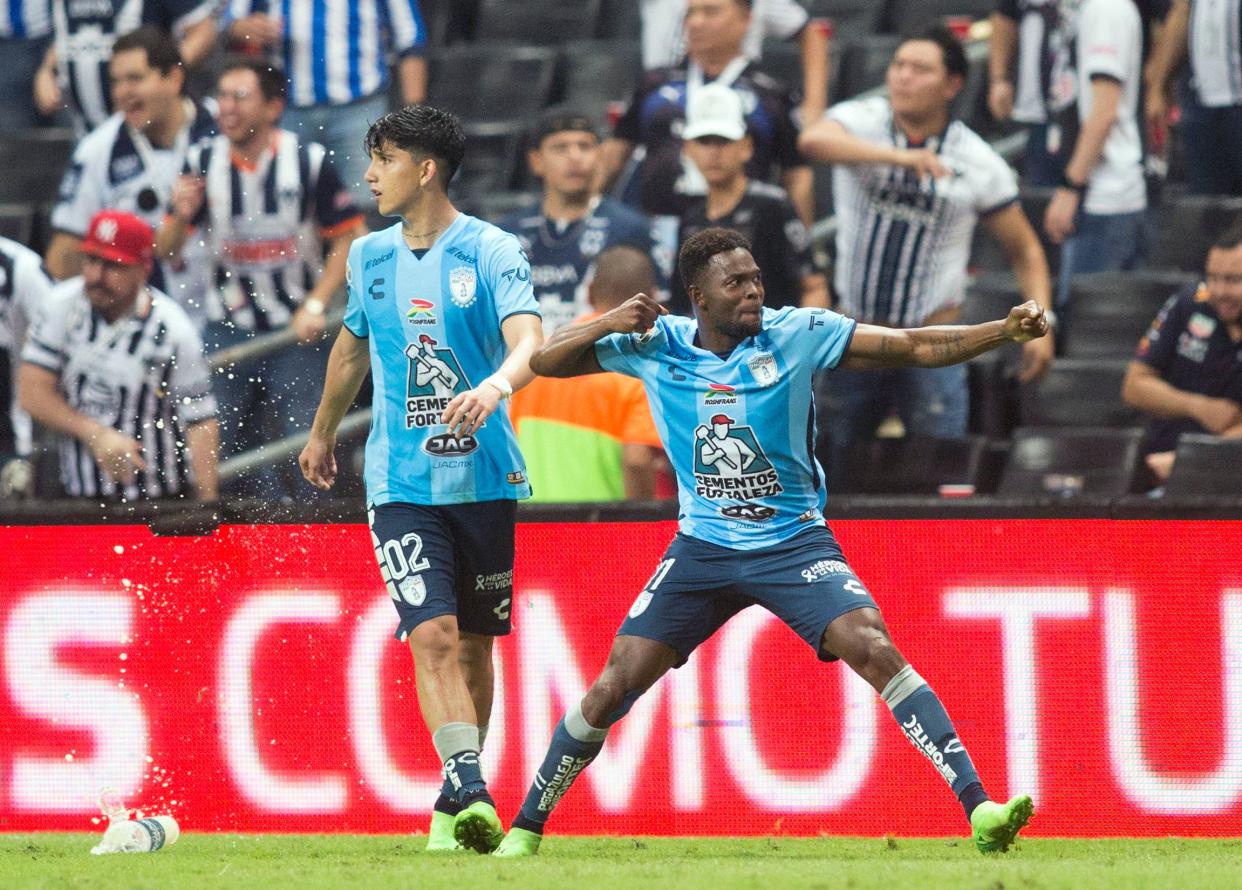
300, 328, 371, 491
840, 301, 1048, 370
530, 293, 667, 379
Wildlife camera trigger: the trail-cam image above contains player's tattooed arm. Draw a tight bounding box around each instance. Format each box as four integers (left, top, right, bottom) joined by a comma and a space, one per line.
531, 293, 667, 379
840, 301, 1049, 369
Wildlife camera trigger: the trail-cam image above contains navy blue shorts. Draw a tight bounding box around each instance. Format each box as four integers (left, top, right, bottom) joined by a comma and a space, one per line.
618, 526, 878, 665
368, 501, 516, 641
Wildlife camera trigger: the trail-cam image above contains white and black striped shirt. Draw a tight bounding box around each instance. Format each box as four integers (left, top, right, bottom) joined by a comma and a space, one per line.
0, 237, 54, 457
1189, 0, 1242, 107
183, 129, 362, 332
52, 101, 217, 325
22, 280, 216, 499
52, 0, 216, 131
828, 97, 1019, 327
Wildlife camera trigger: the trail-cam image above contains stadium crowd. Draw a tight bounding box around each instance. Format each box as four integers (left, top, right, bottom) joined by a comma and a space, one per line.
0, 0, 1239, 503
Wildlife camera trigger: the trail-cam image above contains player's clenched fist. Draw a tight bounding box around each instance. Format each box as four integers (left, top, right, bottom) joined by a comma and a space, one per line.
1003, 300, 1049, 343
603, 292, 668, 335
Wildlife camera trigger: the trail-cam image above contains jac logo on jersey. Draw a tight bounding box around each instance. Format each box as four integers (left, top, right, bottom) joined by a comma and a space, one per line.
703, 382, 737, 405
406, 299, 436, 324
692, 414, 784, 501
423, 433, 478, 456
404, 335, 471, 428
720, 503, 777, 522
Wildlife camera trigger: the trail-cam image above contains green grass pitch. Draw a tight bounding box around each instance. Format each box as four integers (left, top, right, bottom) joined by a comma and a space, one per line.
3, 834, 1239, 888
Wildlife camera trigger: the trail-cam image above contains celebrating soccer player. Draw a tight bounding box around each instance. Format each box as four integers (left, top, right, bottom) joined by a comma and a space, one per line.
298, 105, 543, 854
494, 227, 1046, 858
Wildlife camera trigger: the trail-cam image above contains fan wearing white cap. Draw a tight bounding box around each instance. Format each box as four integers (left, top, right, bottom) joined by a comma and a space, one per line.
672, 82, 827, 315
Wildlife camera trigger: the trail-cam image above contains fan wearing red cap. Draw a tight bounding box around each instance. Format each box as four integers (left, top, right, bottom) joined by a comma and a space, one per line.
18, 207, 219, 502
78, 211, 156, 324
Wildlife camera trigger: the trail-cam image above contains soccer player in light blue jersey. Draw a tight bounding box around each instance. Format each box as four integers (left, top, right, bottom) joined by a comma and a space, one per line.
495, 227, 1047, 857
298, 105, 543, 854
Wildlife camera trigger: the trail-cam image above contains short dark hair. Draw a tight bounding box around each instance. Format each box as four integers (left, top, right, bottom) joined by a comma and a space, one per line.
899, 23, 968, 80
1211, 219, 1242, 252
679, 227, 752, 292
112, 26, 183, 79
532, 108, 599, 148
219, 55, 288, 102
364, 104, 466, 186
590, 246, 657, 309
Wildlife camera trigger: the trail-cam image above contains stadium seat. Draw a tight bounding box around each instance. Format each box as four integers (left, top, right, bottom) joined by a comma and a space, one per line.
0, 129, 76, 205
997, 427, 1144, 496
968, 350, 1026, 438
596, 0, 641, 40
427, 44, 557, 124
962, 272, 1020, 324
804, 0, 884, 38
475, 0, 602, 44
884, 0, 995, 34
832, 35, 902, 102
447, 126, 525, 207
832, 435, 987, 495
1019, 358, 1141, 428
556, 40, 642, 119
1162, 434, 1242, 497
1063, 271, 1196, 359
0, 203, 34, 246
1146, 193, 1242, 272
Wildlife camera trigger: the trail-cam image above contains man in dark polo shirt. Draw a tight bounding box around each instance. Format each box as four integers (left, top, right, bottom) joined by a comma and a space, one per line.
601, 0, 811, 227
1123, 223, 1242, 479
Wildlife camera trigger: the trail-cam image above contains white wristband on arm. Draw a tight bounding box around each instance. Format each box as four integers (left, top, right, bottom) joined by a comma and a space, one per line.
482, 374, 513, 400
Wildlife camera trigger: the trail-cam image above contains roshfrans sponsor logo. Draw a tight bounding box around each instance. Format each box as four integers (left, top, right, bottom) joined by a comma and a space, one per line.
407, 298, 436, 323
704, 382, 737, 405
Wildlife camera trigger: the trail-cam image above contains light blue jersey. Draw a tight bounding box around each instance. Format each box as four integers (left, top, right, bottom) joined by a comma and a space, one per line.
344, 214, 538, 506
596, 307, 857, 548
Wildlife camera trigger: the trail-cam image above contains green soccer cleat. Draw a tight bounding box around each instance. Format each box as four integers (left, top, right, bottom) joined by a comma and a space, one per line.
424, 810, 464, 852
452, 800, 505, 854
970, 794, 1034, 854
493, 827, 542, 858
